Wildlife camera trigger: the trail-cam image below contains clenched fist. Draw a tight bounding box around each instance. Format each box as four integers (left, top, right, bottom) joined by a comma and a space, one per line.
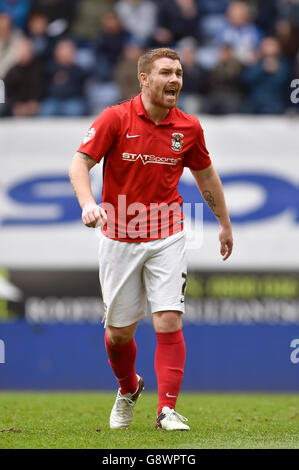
82, 203, 107, 228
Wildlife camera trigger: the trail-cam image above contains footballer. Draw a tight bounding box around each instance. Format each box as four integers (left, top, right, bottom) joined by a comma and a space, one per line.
69, 48, 233, 430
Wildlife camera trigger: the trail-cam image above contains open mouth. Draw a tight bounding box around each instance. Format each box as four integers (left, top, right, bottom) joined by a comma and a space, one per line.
165, 89, 177, 97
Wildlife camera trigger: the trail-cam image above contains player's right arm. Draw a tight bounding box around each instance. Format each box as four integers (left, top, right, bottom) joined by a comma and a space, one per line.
68, 152, 106, 228
69, 107, 118, 227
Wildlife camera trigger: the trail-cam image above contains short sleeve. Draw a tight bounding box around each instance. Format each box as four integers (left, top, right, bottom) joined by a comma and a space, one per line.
77, 106, 118, 162
183, 120, 212, 170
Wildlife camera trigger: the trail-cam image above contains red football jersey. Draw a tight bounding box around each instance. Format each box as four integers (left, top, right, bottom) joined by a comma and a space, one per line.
77, 93, 211, 242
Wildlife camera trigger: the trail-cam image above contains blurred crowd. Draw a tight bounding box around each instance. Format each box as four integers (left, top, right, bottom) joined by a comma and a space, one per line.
0, 0, 298, 117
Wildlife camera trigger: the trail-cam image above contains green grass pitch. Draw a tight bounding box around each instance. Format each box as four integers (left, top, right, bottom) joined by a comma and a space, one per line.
0, 392, 298, 449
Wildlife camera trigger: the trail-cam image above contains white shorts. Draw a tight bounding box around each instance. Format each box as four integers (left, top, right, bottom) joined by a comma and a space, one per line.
98, 230, 187, 327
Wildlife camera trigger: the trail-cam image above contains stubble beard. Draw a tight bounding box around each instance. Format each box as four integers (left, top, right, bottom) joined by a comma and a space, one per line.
151, 88, 179, 110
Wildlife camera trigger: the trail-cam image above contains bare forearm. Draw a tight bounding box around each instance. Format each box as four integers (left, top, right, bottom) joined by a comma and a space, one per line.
191, 165, 231, 227
191, 164, 233, 260
68, 152, 97, 209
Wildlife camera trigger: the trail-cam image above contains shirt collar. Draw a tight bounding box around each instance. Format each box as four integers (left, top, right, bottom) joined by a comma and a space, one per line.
133, 93, 175, 126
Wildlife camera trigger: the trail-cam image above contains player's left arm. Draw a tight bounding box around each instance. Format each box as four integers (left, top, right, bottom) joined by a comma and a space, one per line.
191, 164, 233, 261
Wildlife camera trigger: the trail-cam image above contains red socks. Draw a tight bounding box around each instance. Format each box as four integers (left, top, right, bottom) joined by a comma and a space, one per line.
104, 331, 138, 395
104, 328, 186, 412
154, 328, 186, 414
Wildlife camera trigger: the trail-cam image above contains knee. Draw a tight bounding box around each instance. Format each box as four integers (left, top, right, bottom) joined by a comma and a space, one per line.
153, 311, 182, 333
106, 325, 135, 345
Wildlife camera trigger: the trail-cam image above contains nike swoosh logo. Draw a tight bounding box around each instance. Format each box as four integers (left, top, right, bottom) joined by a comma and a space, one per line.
180, 299, 185, 303
126, 133, 141, 138
166, 393, 177, 398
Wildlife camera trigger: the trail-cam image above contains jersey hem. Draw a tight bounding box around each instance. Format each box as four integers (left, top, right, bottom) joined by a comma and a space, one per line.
101, 226, 184, 243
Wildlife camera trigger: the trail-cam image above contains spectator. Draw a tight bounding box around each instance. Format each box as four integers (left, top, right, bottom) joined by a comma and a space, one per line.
26, 10, 53, 63
153, 0, 200, 47
40, 38, 87, 116
1, 0, 298, 118
94, 11, 128, 81
71, 0, 117, 41
0, 0, 31, 30
243, 36, 291, 114
114, 38, 144, 100
176, 37, 210, 114
0, 12, 23, 78
84, 12, 126, 115
205, 44, 243, 114
5, 37, 44, 116
30, 0, 78, 37
275, 18, 299, 63
115, 0, 157, 42
217, 1, 263, 65
198, 0, 231, 43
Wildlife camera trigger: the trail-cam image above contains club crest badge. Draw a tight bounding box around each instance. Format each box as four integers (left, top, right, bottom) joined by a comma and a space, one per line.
171, 132, 184, 152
